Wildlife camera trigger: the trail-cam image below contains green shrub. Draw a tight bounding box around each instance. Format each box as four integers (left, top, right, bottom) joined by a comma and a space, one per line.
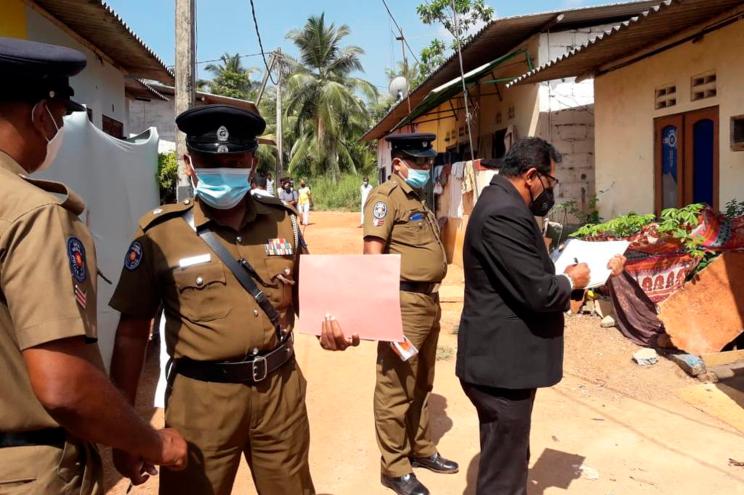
308, 173, 377, 211
158, 151, 178, 204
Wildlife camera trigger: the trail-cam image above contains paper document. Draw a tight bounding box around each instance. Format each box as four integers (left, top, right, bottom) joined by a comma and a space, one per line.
553, 239, 630, 289
296, 254, 404, 341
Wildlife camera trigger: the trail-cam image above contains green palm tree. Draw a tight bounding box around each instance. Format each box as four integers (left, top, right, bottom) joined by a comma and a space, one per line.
284, 14, 377, 182
204, 53, 259, 100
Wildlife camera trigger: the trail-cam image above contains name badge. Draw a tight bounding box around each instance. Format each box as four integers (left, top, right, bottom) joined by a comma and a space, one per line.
179, 253, 211, 268
265, 238, 293, 256
409, 212, 424, 221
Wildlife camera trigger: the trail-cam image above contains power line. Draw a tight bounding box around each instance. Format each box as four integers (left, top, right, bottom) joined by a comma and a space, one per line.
380, 0, 420, 65
249, 0, 277, 85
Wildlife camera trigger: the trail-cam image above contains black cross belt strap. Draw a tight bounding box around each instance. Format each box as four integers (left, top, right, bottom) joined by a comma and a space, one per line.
196, 226, 286, 343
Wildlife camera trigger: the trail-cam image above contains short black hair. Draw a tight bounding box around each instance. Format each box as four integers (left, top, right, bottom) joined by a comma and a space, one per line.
254, 175, 267, 188
500, 137, 562, 177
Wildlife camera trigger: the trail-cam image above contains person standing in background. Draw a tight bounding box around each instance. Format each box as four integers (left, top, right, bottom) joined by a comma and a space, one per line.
364, 133, 457, 495
279, 179, 298, 208
297, 179, 313, 226
266, 172, 274, 195
360, 176, 373, 227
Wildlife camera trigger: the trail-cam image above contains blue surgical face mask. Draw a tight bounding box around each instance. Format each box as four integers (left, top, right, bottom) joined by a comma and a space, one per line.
193, 167, 252, 209
405, 168, 430, 189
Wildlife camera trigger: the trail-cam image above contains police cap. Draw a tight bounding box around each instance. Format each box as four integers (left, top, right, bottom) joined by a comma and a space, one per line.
385, 132, 437, 159
176, 104, 266, 155
0, 37, 87, 112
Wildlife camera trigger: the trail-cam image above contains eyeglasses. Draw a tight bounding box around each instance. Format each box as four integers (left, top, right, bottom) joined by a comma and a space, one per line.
539, 172, 560, 188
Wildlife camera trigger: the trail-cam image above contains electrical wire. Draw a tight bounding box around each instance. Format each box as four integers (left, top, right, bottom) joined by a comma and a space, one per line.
167, 52, 265, 70
249, 0, 277, 85
380, 0, 421, 65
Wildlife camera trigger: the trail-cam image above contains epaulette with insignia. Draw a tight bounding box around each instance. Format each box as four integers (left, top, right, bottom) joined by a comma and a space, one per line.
373, 180, 400, 197
139, 199, 194, 231
253, 194, 299, 216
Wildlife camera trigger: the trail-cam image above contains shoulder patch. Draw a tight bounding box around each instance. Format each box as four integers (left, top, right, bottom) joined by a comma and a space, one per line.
67, 237, 87, 283
124, 241, 143, 271
138, 200, 193, 231
373, 201, 388, 220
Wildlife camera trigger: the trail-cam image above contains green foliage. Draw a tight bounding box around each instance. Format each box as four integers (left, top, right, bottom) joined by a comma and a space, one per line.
203, 53, 259, 100
571, 203, 707, 257
157, 151, 178, 204
310, 173, 377, 211
724, 198, 744, 218
657, 203, 706, 257
572, 212, 656, 239
415, 0, 494, 83
284, 14, 378, 182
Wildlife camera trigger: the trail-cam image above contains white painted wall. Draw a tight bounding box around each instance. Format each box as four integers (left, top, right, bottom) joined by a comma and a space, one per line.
594, 19, 744, 219
25, 6, 128, 135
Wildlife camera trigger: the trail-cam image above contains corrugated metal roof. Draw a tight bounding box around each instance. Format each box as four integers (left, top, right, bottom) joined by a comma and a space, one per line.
507, 0, 744, 87
34, 0, 173, 83
362, 0, 660, 141
125, 80, 260, 114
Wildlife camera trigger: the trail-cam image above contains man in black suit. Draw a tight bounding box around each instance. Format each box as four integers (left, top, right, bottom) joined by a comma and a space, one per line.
456, 138, 625, 494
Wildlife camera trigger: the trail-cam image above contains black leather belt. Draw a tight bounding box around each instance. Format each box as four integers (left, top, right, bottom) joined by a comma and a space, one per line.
400, 281, 440, 295
173, 338, 294, 384
0, 428, 66, 448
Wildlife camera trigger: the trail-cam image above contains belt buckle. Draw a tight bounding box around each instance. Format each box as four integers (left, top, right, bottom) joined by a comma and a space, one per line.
251, 355, 268, 382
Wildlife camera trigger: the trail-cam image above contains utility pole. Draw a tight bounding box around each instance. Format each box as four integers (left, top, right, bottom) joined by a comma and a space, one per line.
175, 0, 196, 202
275, 48, 283, 183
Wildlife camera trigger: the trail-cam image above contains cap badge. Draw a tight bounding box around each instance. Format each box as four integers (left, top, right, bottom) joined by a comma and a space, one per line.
217, 125, 229, 142
217, 144, 229, 153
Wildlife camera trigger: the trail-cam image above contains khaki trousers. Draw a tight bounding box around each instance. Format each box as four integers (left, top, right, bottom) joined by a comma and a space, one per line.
0, 440, 102, 495
374, 291, 441, 477
161, 359, 314, 495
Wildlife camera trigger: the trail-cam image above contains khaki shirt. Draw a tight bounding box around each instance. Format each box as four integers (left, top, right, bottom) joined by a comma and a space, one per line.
110, 195, 302, 361
363, 174, 447, 283
0, 151, 98, 432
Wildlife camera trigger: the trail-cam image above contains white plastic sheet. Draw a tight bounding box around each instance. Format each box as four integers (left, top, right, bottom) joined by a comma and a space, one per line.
38, 111, 160, 368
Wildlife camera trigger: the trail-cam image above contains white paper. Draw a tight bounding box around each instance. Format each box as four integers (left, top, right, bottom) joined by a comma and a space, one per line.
553, 239, 630, 289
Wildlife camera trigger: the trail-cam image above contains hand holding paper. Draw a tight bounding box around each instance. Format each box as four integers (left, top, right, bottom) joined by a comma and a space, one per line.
554, 240, 630, 289
319, 314, 360, 351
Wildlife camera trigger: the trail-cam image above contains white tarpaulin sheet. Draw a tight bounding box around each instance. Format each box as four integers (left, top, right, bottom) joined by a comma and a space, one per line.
39, 111, 160, 368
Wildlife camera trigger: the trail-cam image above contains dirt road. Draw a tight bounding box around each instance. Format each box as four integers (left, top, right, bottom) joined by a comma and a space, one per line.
106, 211, 744, 495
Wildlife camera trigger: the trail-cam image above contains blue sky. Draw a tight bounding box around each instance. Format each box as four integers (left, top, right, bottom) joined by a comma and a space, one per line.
106, 0, 618, 91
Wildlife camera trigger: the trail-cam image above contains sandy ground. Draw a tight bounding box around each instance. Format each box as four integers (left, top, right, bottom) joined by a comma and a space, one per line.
105, 211, 744, 495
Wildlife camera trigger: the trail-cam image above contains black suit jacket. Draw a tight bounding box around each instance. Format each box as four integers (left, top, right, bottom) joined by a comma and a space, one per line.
456, 175, 571, 389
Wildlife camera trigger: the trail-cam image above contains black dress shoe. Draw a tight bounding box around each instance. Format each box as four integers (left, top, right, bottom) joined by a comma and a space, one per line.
381, 473, 430, 495
411, 452, 459, 474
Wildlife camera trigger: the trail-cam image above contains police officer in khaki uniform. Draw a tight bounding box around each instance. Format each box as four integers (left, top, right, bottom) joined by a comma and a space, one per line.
0, 37, 187, 494
109, 104, 358, 495
363, 133, 458, 495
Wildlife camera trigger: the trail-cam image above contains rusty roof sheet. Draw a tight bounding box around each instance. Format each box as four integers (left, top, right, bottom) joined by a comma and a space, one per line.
126, 80, 260, 115
34, 0, 173, 83
507, 0, 744, 87
362, 0, 660, 141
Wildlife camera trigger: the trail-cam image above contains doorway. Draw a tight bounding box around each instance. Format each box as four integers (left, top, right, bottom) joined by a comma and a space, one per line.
654, 106, 719, 213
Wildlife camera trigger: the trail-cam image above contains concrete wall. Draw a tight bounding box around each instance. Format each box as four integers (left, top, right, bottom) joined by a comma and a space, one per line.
0, 1, 129, 136
594, 19, 744, 219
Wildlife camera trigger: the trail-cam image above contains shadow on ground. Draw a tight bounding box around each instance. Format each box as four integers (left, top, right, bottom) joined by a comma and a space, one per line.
462, 448, 584, 495
429, 393, 454, 446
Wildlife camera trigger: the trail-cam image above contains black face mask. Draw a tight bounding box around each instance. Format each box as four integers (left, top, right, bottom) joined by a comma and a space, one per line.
529, 175, 555, 216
